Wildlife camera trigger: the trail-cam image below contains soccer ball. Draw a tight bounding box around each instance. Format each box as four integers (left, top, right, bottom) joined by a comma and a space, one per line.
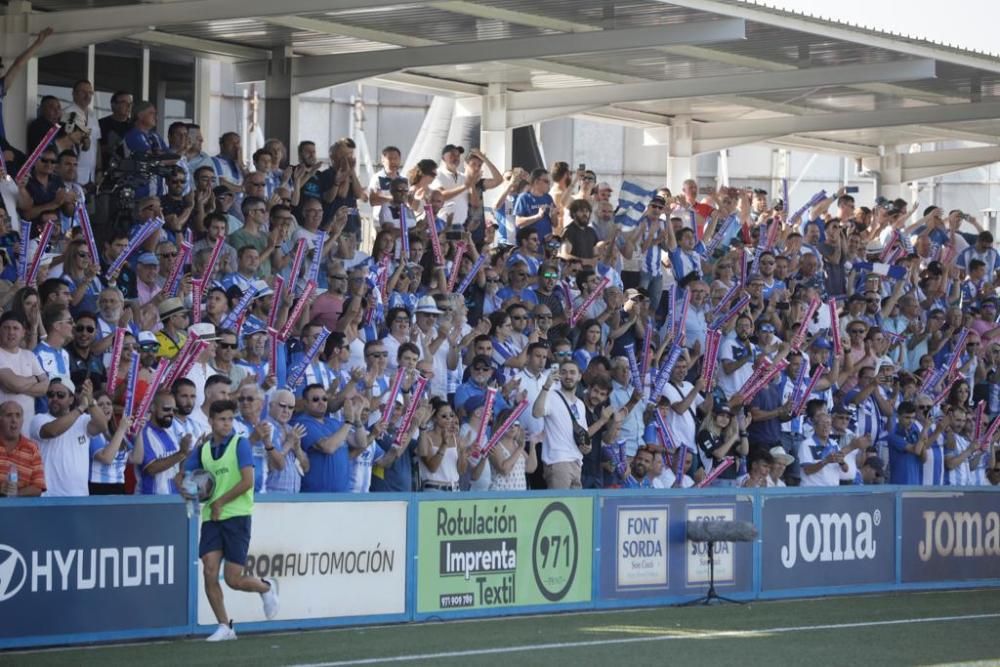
181, 470, 216, 502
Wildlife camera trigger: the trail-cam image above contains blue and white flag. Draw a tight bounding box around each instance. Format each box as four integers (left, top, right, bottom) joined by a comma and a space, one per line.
614, 181, 657, 227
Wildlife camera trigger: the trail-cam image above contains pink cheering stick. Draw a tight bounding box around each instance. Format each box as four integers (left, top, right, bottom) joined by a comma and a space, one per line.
424, 205, 444, 264
791, 364, 826, 416
639, 316, 654, 393
77, 203, 100, 265
446, 242, 466, 293
268, 329, 279, 382
190, 279, 203, 322
287, 237, 308, 296
198, 235, 225, 294
128, 361, 174, 436
380, 367, 406, 424
24, 220, 56, 284
701, 328, 723, 388
944, 329, 970, 378
696, 456, 735, 488
278, 280, 315, 340
738, 359, 788, 403
15, 124, 60, 182
471, 387, 498, 464
394, 376, 429, 447
164, 240, 192, 298
791, 297, 821, 350
571, 275, 610, 326
828, 299, 842, 356
106, 328, 126, 394
476, 398, 529, 464
972, 400, 986, 445
267, 275, 285, 329
159, 335, 200, 390
932, 374, 959, 407
980, 415, 1000, 451
104, 218, 163, 281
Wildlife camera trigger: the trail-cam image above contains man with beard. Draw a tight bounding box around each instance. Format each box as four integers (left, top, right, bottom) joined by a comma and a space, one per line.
623, 446, 654, 489
581, 376, 619, 489
67, 312, 107, 391
135, 390, 194, 495
30, 377, 107, 497
533, 359, 591, 489
171, 378, 204, 443
718, 315, 758, 400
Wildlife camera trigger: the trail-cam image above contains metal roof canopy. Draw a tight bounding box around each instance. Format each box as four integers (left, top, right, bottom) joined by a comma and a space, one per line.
7, 0, 1000, 163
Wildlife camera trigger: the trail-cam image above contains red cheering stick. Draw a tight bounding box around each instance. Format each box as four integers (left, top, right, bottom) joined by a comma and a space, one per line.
791, 297, 821, 350
287, 237, 308, 296
571, 276, 609, 326
106, 328, 126, 395
267, 275, 284, 329
828, 299, 842, 356
278, 280, 315, 340
394, 376, 429, 446
25, 220, 56, 285
199, 236, 225, 293
380, 367, 406, 425
16, 124, 60, 182
697, 456, 735, 487
425, 205, 444, 264
472, 388, 498, 461
791, 364, 826, 416
701, 329, 723, 388
474, 399, 529, 466
446, 242, 466, 293
128, 361, 173, 436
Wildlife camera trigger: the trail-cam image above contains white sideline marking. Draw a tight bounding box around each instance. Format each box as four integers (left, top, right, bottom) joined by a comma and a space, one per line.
286, 612, 1000, 667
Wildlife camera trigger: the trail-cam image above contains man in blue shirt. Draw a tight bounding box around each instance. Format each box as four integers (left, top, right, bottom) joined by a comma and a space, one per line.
887, 401, 924, 485
513, 168, 555, 240
291, 383, 366, 492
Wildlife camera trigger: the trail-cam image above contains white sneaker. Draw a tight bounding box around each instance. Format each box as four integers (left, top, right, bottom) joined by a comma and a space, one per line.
261, 578, 279, 620
206, 622, 237, 642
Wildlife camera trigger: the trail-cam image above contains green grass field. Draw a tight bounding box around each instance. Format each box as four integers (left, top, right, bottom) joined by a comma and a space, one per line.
6, 589, 1000, 667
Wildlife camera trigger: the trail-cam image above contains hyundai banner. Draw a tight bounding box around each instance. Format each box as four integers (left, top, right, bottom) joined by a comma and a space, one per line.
598, 496, 753, 601
197, 500, 408, 625
901, 492, 1000, 583
760, 492, 895, 592
0, 501, 189, 642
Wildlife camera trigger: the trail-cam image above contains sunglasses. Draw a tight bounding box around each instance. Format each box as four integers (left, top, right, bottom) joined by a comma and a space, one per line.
219, 342, 238, 350
535, 314, 552, 319
542, 273, 559, 280
555, 351, 572, 357
366, 352, 388, 358
38, 158, 57, 164
46, 391, 69, 399
74, 324, 96, 333
159, 252, 178, 259
308, 396, 328, 403
276, 403, 294, 410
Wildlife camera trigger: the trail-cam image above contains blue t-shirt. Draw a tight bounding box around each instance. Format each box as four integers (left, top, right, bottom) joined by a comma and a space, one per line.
292, 414, 351, 492
887, 424, 922, 485
513, 191, 555, 240
369, 432, 419, 493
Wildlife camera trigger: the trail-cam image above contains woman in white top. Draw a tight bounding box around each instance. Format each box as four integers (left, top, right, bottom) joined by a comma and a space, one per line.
489, 412, 537, 491
418, 398, 469, 491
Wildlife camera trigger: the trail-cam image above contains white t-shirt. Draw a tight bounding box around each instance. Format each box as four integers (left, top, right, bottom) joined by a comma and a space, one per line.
31, 412, 92, 497
798, 435, 841, 487
63, 102, 101, 184
432, 167, 468, 226
660, 380, 703, 445
718, 337, 756, 399
0, 347, 43, 436
540, 388, 586, 465
653, 469, 694, 488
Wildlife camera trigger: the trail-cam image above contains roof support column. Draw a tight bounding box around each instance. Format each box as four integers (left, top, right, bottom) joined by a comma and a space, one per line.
480, 83, 511, 201
2, 2, 36, 152
264, 47, 299, 152
667, 119, 695, 193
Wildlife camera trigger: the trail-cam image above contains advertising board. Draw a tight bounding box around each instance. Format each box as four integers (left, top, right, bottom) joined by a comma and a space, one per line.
416, 497, 592, 615
196, 501, 408, 625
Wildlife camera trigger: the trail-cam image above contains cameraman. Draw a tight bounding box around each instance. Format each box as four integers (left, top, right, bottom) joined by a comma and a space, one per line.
121, 101, 167, 198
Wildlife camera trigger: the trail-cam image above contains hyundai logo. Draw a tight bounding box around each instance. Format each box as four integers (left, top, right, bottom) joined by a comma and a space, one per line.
0, 544, 27, 602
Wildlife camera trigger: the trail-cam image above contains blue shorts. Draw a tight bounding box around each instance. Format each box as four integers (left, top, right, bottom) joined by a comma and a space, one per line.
200, 515, 252, 566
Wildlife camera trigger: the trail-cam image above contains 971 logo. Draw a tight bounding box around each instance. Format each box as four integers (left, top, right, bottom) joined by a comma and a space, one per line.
531, 502, 579, 601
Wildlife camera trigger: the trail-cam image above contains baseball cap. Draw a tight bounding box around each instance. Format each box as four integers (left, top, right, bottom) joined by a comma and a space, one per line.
188, 322, 217, 339
470, 354, 493, 371
136, 252, 159, 266
137, 330, 158, 347
624, 287, 648, 301
49, 375, 75, 394
759, 323, 776, 334
251, 279, 274, 298
810, 337, 833, 350
213, 185, 233, 197
441, 144, 464, 156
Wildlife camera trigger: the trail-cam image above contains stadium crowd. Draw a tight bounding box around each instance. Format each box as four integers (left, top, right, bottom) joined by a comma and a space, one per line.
1, 29, 999, 499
